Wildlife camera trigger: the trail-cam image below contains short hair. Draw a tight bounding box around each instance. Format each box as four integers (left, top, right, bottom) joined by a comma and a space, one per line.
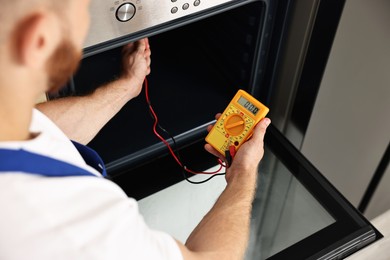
0, 0, 68, 42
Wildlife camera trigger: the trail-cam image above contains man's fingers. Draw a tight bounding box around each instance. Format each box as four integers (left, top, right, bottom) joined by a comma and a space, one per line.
136, 38, 147, 53
143, 38, 150, 49
204, 144, 225, 162
122, 39, 148, 56
250, 118, 271, 143
122, 42, 137, 54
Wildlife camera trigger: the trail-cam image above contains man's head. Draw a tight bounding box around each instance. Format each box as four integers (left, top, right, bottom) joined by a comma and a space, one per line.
0, 0, 90, 94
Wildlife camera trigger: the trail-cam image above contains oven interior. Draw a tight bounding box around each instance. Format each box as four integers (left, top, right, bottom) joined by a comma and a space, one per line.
55, 1, 276, 198
71, 2, 266, 166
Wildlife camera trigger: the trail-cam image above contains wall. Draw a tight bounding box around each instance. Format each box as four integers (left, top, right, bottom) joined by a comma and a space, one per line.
301, 0, 390, 219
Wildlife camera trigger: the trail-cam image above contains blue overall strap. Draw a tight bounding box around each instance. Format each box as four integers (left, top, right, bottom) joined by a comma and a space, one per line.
0, 149, 98, 177
71, 141, 107, 177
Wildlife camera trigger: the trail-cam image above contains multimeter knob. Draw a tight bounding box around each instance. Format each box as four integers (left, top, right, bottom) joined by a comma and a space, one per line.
224, 114, 245, 136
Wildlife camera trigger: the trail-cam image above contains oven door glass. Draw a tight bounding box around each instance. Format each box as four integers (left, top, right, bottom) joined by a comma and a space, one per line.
135, 125, 382, 260
246, 125, 382, 259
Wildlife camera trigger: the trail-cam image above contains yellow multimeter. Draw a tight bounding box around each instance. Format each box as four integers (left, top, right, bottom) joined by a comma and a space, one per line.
206, 89, 269, 156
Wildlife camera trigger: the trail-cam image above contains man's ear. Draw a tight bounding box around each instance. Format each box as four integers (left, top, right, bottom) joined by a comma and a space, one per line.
13, 12, 59, 69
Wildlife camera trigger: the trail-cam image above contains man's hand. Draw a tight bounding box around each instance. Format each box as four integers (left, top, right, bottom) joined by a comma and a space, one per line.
179, 115, 270, 260
120, 38, 151, 98
36, 38, 152, 144
205, 115, 271, 184
226, 117, 270, 183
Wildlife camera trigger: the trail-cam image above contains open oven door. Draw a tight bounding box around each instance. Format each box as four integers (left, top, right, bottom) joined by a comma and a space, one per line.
134, 124, 382, 260
245, 124, 382, 259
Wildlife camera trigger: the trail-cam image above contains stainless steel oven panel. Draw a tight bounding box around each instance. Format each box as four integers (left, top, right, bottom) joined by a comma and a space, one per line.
85, 0, 235, 49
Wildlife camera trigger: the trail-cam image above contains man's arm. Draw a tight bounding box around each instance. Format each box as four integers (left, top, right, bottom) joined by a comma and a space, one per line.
177, 117, 271, 260
36, 38, 151, 145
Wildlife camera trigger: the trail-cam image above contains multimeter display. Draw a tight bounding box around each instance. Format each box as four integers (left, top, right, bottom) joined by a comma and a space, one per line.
237, 96, 259, 115
206, 89, 269, 156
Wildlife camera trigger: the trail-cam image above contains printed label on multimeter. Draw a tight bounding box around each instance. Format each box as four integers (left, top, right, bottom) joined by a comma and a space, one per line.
206, 89, 269, 156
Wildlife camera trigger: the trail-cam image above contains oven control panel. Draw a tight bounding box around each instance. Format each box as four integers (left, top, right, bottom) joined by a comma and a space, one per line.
84, 0, 235, 49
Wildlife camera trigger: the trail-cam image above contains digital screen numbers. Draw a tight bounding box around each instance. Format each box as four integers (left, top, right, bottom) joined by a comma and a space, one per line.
238, 96, 259, 115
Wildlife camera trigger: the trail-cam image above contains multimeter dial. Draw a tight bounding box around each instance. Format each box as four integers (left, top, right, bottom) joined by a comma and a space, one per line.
215, 106, 255, 150
224, 114, 245, 136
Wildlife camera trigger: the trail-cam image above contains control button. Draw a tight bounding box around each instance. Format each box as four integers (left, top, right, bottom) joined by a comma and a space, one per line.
171, 0, 177, 2
183, 3, 190, 10
194, 0, 201, 6
116, 3, 136, 22
171, 7, 178, 14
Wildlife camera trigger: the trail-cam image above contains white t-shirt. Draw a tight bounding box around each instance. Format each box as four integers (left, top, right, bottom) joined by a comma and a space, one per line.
0, 109, 183, 260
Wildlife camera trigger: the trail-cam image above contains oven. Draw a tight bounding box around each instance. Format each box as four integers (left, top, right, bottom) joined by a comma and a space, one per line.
51, 0, 382, 259
56, 0, 282, 193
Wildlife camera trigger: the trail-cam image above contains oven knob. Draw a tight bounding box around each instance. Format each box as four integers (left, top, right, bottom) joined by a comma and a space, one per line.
116, 3, 136, 22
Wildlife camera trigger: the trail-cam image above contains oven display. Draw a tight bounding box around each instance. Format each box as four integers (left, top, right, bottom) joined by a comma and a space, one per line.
238, 96, 259, 115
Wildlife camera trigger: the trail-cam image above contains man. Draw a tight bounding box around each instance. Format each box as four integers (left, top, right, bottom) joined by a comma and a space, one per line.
0, 0, 271, 259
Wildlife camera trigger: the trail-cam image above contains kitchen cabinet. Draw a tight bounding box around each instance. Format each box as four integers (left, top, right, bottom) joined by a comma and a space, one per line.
300, 0, 390, 218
